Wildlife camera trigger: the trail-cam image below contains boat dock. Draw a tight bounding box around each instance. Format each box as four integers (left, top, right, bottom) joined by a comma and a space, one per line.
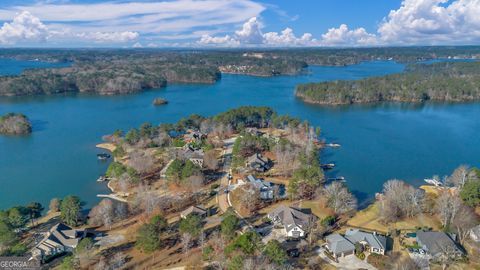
97, 194, 128, 203
327, 176, 346, 182
321, 163, 335, 169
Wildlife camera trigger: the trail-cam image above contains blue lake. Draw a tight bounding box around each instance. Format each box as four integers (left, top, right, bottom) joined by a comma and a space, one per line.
1, 59, 479, 209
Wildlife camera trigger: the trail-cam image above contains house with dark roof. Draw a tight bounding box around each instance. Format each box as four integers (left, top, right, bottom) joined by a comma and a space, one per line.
247, 175, 274, 200
31, 223, 85, 262
267, 206, 316, 238
246, 153, 271, 172
180, 205, 207, 219
183, 130, 207, 144
182, 144, 205, 167
325, 233, 355, 258
416, 231, 465, 258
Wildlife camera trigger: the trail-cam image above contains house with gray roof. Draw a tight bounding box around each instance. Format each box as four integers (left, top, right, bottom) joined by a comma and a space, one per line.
180, 205, 207, 219
325, 229, 388, 258
31, 223, 85, 262
325, 233, 355, 258
247, 175, 274, 200
268, 206, 316, 238
246, 153, 271, 172
182, 144, 205, 167
470, 225, 480, 242
416, 231, 465, 258
345, 229, 387, 255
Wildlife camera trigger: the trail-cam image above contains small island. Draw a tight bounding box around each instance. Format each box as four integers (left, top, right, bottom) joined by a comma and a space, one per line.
152, 97, 168, 106
0, 113, 32, 135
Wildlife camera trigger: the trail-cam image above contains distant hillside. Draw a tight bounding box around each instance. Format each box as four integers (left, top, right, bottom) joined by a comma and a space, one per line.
295, 61, 480, 105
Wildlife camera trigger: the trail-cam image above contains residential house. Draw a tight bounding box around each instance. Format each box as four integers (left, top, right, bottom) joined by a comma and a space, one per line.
416, 231, 465, 258
183, 130, 207, 144
247, 174, 274, 200
325, 229, 387, 258
180, 205, 207, 219
267, 206, 316, 238
325, 233, 355, 258
245, 127, 263, 137
182, 144, 205, 167
246, 153, 271, 172
345, 229, 387, 255
31, 223, 85, 262
470, 225, 480, 242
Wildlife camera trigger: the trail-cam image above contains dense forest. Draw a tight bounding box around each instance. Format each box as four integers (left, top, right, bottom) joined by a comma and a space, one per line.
1, 47, 480, 96
295, 61, 480, 105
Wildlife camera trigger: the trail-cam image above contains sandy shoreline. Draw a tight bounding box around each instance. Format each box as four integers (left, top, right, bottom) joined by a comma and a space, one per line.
96, 143, 116, 152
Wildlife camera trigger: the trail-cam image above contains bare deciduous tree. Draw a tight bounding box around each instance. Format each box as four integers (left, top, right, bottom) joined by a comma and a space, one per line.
380, 179, 424, 222
324, 181, 357, 214
133, 184, 160, 215
239, 183, 261, 214
203, 150, 219, 170
187, 174, 205, 191
89, 199, 114, 229
128, 150, 155, 174
449, 165, 470, 188
49, 198, 60, 213
274, 143, 301, 177
436, 191, 462, 228
452, 204, 478, 244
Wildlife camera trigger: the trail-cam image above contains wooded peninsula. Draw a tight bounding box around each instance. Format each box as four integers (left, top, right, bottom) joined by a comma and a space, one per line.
296, 61, 480, 105
1, 46, 480, 97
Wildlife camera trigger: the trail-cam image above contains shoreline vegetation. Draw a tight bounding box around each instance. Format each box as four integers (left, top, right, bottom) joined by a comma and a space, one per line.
0, 113, 32, 135
1, 47, 480, 97
295, 61, 480, 105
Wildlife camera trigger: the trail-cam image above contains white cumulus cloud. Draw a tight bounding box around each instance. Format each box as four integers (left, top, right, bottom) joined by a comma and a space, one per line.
378, 0, 480, 44
199, 17, 317, 47
321, 24, 377, 46
0, 11, 48, 45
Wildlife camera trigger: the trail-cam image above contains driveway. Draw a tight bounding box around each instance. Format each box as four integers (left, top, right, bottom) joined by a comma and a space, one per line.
317, 247, 377, 270
408, 253, 430, 270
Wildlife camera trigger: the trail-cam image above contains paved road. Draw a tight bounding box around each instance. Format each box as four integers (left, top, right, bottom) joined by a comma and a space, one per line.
218, 137, 235, 213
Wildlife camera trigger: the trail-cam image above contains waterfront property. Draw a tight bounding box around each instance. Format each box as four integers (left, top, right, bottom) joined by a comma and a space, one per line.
325, 229, 387, 258
344, 229, 387, 255
416, 231, 465, 258
268, 206, 316, 238
31, 223, 86, 262
325, 233, 355, 258
3, 60, 480, 211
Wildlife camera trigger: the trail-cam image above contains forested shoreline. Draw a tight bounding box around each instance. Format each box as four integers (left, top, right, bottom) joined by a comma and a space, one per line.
1, 47, 480, 97
295, 61, 480, 105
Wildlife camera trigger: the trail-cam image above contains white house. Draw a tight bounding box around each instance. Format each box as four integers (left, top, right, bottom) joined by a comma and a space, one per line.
267, 205, 315, 238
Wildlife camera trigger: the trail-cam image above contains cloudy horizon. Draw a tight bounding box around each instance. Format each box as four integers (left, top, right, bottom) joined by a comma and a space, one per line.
0, 0, 479, 48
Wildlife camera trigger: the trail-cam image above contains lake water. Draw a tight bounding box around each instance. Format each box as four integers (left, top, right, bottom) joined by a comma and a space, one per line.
1, 59, 479, 210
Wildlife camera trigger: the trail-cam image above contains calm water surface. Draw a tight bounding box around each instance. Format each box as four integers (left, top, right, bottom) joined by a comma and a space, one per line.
1, 60, 479, 209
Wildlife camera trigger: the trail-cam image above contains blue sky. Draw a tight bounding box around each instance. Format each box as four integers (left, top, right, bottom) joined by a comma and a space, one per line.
0, 0, 479, 47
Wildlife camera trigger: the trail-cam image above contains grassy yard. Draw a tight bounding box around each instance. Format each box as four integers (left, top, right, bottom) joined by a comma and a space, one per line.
347, 201, 441, 234
300, 199, 335, 220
